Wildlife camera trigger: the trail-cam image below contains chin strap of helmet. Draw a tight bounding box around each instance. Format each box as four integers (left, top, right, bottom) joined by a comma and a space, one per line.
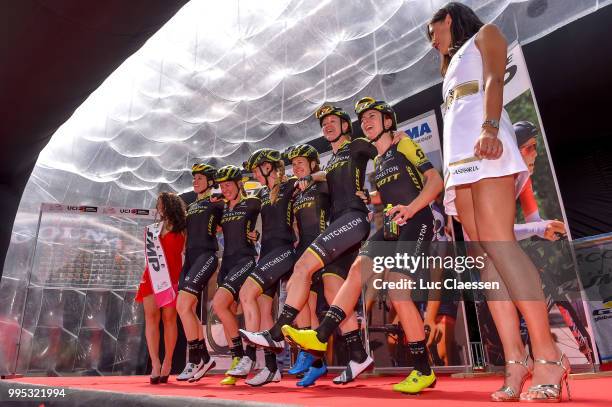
230, 181, 241, 202
256, 162, 275, 188
370, 114, 393, 143
328, 119, 352, 143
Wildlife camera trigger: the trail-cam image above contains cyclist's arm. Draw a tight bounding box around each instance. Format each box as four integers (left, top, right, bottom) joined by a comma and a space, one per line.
409, 168, 443, 212
310, 171, 327, 182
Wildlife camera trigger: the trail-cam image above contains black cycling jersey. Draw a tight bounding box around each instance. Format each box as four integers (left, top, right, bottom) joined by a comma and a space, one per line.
257, 177, 298, 245
219, 195, 261, 258
373, 137, 434, 206
293, 181, 330, 245
185, 195, 223, 251
324, 138, 377, 218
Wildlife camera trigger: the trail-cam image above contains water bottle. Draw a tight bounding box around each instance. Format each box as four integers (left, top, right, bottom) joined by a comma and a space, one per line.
383, 204, 399, 241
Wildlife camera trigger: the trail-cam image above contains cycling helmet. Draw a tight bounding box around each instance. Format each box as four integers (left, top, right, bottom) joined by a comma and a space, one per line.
513, 121, 538, 147
191, 163, 216, 189
354, 96, 397, 131
314, 104, 352, 140
214, 165, 244, 183
243, 148, 282, 172
284, 144, 320, 164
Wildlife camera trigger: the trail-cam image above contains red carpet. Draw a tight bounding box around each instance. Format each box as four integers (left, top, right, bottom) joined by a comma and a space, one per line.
8, 374, 612, 406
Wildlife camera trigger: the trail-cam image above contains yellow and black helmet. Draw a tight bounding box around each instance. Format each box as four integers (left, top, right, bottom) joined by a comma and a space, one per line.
243, 148, 282, 172
191, 163, 216, 178
284, 144, 319, 164
354, 97, 397, 131
314, 104, 352, 134
214, 165, 244, 183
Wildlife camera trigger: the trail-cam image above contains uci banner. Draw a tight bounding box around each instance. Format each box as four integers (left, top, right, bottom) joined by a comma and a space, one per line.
473, 43, 598, 367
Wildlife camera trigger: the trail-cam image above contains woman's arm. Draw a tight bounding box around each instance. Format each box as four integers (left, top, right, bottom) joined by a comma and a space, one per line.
474, 24, 507, 160
388, 168, 443, 224
355, 190, 381, 205
410, 169, 444, 212
295, 170, 326, 191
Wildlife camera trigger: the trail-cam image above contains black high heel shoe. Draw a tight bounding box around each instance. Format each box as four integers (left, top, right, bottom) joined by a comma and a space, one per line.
159, 375, 169, 383
150, 365, 161, 384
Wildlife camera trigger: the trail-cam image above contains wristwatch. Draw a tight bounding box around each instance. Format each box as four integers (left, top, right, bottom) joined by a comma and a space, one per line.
482, 119, 500, 129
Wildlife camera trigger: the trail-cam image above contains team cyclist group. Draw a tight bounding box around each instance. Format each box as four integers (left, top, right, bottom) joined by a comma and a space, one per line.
139, 2, 573, 403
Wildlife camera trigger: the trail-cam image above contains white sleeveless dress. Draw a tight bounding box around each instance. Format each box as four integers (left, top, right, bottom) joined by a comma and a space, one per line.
442, 34, 528, 216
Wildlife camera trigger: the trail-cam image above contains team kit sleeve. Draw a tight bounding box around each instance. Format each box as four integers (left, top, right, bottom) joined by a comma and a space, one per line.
351, 137, 378, 160
397, 137, 434, 173
246, 196, 262, 228
209, 202, 223, 237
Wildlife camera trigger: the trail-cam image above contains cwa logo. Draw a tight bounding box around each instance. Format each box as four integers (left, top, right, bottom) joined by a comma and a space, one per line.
405, 122, 432, 140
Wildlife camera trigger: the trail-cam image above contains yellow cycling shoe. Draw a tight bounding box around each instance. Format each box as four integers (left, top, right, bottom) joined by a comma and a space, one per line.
281, 325, 328, 353
220, 357, 240, 385
392, 369, 436, 394
220, 375, 238, 385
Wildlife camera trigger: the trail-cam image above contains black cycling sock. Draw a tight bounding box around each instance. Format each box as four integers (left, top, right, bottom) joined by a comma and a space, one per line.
312, 358, 324, 368
316, 306, 346, 342
198, 339, 210, 363
245, 345, 257, 361
188, 340, 200, 364
269, 304, 300, 341
408, 340, 431, 375
344, 329, 368, 363
231, 336, 244, 358
264, 350, 278, 372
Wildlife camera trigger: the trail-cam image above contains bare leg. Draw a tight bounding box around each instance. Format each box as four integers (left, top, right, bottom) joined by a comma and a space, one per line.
391, 299, 426, 342
177, 291, 200, 342
456, 184, 529, 396
470, 177, 563, 385
284, 252, 324, 311
457, 177, 563, 391
213, 289, 239, 341
258, 295, 274, 331
295, 302, 311, 328
161, 306, 178, 376
193, 301, 204, 341
239, 279, 262, 332
323, 274, 358, 333
143, 295, 161, 377
309, 292, 319, 329
328, 257, 366, 315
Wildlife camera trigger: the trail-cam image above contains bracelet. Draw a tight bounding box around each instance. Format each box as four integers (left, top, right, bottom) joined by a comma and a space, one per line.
482, 119, 500, 129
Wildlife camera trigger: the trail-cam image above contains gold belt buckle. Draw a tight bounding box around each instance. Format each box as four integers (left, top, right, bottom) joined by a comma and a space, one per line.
445, 89, 455, 110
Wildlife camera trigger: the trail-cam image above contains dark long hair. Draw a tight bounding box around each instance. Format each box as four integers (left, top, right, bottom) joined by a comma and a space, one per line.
427, 2, 484, 76
157, 192, 186, 233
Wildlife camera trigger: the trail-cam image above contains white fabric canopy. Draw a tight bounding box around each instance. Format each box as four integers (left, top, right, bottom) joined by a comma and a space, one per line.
21, 0, 612, 210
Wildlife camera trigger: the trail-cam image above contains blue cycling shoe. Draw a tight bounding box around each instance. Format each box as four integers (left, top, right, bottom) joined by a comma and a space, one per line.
288, 351, 315, 375
297, 362, 327, 387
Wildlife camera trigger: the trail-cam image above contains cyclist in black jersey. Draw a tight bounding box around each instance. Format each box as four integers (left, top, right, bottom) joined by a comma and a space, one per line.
210, 165, 261, 386
230, 148, 298, 386
240, 105, 377, 385
176, 163, 222, 382
283, 97, 444, 393
284, 144, 330, 386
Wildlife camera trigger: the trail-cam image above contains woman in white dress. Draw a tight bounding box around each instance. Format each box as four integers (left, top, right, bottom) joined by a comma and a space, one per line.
428, 3, 570, 402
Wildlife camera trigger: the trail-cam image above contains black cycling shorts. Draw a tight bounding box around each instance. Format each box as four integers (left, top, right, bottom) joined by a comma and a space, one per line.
322, 245, 359, 281
296, 240, 323, 295
218, 255, 257, 301
308, 210, 370, 268
179, 249, 218, 297
248, 244, 296, 298
359, 206, 434, 277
